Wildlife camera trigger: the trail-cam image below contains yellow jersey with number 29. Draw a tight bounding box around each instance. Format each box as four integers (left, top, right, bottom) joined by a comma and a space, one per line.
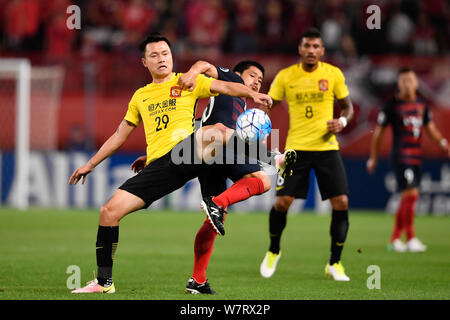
125, 73, 218, 164
268, 61, 349, 151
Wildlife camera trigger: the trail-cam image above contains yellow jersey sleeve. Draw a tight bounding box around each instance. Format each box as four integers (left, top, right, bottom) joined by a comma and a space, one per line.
332, 67, 349, 100
268, 71, 285, 102
124, 91, 142, 126
193, 74, 218, 99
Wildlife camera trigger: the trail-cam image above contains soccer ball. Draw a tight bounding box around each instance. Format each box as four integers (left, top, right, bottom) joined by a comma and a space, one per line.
236, 108, 272, 144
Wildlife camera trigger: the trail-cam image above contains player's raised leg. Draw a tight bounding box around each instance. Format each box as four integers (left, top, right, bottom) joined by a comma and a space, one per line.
274, 149, 297, 179
72, 189, 145, 293
202, 170, 269, 236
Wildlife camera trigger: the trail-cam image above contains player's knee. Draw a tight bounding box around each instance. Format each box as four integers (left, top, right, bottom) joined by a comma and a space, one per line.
212, 122, 227, 133
274, 196, 294, 212
211, 123, 228, 143
100, 204, 120, 225
330, 195, 348, 211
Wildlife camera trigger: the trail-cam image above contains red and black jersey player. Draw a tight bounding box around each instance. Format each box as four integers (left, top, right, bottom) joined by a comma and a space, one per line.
367, 68, 450, 252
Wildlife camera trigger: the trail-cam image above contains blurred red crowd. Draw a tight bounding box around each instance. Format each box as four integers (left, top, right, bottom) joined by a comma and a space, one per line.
0, 0, 449, 62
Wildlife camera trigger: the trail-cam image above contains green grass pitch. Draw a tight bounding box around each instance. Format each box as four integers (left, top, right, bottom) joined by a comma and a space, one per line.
0, 207, 449, 300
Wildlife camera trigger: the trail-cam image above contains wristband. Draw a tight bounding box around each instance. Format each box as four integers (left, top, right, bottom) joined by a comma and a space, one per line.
338, 116, 348, 128
440, 138, 448, 148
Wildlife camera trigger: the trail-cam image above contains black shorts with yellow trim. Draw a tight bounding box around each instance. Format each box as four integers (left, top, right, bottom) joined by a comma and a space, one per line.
275, 150, 349, 200
119, 134, 202, 208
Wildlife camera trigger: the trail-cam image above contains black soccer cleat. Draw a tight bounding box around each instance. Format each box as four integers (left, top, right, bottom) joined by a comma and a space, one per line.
201, 196, 225, 236
185, 278, 216, 295
283, 149, 297, 179
275, 149, 297, 179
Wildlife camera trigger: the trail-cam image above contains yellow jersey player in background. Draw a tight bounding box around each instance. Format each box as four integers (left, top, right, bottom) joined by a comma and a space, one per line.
260, 28, 355, 281
68, 33, 272, 293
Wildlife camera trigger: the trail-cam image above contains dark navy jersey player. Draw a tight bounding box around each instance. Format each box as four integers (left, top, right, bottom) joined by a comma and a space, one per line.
179, 60, 296, 294
201, 66, 247, 130
368, 67, 450, 252
378, 96, 431, 191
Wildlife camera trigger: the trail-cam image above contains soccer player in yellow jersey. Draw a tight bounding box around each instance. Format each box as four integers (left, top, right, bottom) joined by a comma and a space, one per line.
259, 28, 355, 281
68, 33, 272, 293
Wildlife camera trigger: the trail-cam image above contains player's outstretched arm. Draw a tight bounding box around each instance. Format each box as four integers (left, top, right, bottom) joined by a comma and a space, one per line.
178, 61, 218, 91
69, 120, 136, 185
366, 125, 386, 174
425, 121, 450, 157
327, 96, 354, 133
210, 80, 273, 109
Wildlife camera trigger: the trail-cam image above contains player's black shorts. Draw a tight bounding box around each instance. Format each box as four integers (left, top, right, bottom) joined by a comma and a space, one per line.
119, 134, 202, 208
198, 153, 262, 198
393, 162, 421, 191
276, 150, 349, 200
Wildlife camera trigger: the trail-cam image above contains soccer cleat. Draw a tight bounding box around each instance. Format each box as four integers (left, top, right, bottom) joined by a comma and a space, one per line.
185, 278, 216, 295
406, 237, 427, 252
201, 197, 225, 236
260, 251, 281, 278
387, 239, 407, 252
325, 262, 350, 281
275, 149, 297, 179
71, 278, 115, 293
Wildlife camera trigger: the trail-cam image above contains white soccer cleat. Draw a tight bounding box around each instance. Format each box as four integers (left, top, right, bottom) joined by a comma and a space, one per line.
260, 251, 281, 278
388, 239, 407, 252
325, 262, 350, 281
71, 278, 115, 293
406, 237, 427, 252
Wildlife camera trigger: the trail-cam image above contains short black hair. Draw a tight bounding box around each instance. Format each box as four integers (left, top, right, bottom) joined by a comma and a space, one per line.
299, 27, 322, 44
232, 60, 265, 76
398, 67, 415, 75
139, 33, 171, 56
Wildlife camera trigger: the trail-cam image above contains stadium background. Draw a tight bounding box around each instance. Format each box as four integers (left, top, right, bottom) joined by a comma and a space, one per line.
0, 0, 449, 214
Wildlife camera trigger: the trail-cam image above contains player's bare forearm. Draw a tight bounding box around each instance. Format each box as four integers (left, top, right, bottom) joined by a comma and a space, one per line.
191, 61, 218, 79
426, 122, 450, 156
327, 96, 354, 133
210, 80, 273, 108
178, 61, 218, 91
366, 125, 385, 174
337, 96, 354, 122
90, 120, 136, 166
69, 120, 136, 185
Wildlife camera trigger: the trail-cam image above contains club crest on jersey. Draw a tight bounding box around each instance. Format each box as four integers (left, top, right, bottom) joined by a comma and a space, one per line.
318, 79, 328, 91
170, 86, 182, 98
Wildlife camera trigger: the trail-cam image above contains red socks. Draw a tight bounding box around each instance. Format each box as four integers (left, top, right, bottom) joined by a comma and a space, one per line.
212, 177, 265, 209
403, 194, 418, 241
191, 177, 265, 283
192, 177, 265, 283
192, 219, 218, 284
391, 193, 419, 242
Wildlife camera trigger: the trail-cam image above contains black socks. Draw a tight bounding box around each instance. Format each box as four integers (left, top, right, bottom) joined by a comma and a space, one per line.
96, 225, 119, 286
329, 210, 349, 265
268, 207, 288, 254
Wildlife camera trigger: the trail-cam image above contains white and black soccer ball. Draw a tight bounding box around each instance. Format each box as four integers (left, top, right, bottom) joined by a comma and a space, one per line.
236, 108, 272, 144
